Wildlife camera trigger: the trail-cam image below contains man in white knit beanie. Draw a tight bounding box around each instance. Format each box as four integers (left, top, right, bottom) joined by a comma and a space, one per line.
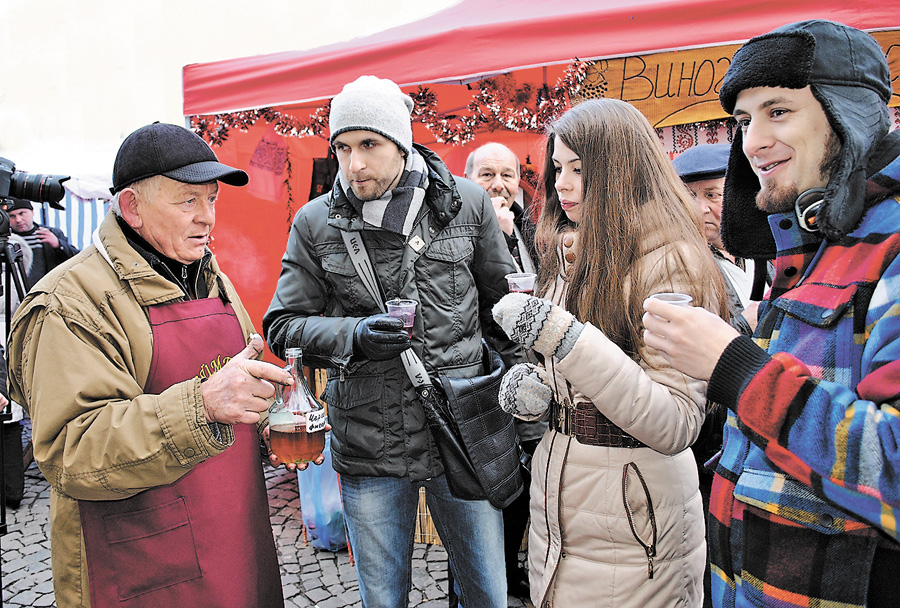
265, 75, 521, 608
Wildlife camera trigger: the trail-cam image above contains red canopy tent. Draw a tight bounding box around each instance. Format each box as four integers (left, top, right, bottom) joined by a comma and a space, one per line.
184, 0, 896, 114
182, 0, 900, 347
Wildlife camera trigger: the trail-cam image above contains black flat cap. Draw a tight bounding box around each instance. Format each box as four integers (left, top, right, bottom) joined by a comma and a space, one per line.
111, 122, 248, 194
672, 143, 730, 183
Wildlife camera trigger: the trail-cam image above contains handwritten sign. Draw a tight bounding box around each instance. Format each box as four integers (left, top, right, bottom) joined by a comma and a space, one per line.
306, 408, 327, 433
581, 30, 900, 128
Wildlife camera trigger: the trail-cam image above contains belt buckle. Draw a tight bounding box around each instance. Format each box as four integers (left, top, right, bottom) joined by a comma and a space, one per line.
555, 399, 572, 435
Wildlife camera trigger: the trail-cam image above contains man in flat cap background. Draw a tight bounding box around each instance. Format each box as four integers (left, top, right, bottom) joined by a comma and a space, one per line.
645, 20, 900, 607
673, 143, 770, 335
8, 122, 291, 608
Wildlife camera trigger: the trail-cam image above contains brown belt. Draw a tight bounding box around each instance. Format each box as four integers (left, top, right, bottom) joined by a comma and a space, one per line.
551, 400, 646, 448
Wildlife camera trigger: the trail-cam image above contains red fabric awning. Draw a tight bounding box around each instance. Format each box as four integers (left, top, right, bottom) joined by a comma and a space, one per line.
183, 0, 898, 116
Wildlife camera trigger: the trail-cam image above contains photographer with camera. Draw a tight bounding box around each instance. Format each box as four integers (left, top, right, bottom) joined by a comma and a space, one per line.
5, 197, 78, 287
0, 160, 59, 521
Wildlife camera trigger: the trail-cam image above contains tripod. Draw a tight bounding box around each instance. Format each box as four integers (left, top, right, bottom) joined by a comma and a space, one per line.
0, 228, 30, 606
0, 231, 30, 336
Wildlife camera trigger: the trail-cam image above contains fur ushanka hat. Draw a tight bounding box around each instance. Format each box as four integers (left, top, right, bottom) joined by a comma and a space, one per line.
718, 20, 892, 258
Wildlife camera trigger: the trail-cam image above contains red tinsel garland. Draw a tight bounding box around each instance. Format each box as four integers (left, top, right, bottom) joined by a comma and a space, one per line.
190, 60, 593, 147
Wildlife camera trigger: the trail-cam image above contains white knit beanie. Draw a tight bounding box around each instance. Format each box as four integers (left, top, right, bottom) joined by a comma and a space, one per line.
329, 76, 414, 156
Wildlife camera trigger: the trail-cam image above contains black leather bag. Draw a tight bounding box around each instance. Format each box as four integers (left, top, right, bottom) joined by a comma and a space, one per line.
419, 340, 524, 509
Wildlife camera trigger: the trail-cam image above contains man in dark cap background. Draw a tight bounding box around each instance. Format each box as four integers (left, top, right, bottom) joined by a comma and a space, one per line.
8, 122, 293, 608
644, 20, 900, 607
6, 196, 79, 288
673, 143, 770, 335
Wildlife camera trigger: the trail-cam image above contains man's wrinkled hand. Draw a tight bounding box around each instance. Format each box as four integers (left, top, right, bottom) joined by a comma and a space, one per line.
200, 334, 293, 425
491, 197, 515, 236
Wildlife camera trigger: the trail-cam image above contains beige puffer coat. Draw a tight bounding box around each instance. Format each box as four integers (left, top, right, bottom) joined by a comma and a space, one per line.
529, 228, 710, 608
7, 211, 262, 608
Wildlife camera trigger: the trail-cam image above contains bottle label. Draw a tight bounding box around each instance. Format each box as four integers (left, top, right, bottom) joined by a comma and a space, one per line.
306, 409, 327, 433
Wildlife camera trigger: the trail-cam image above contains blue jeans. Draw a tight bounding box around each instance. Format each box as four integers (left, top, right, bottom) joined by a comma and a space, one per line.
340, 473, 507, 608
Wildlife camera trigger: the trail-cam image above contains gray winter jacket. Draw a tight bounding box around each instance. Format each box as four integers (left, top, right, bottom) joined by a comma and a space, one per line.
263, 145, 520, 480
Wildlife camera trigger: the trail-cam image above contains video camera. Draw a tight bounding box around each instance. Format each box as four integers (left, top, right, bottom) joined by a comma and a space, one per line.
0, 157, 70, 240
0, 157, 69, 322
0, 156, 69, 208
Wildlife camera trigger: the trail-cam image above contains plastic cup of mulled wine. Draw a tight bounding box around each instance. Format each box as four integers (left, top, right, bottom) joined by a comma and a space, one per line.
649, 292, 693, 307
505, 272, 537, 296
386, 299, 417, 338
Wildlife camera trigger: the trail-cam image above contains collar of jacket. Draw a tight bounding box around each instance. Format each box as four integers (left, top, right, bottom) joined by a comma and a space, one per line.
510, 200, 526, 222
326, 143, 462, 233
708, 242, 746, 271
92, 211, 217, 305
113, 215, 210, 299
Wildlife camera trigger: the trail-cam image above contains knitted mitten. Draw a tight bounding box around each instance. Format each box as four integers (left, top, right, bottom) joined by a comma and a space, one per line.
492, 293, 584, 359
499, 363, 554, 421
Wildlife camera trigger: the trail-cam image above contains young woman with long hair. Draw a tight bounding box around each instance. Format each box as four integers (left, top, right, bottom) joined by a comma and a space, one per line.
492, 98, 726, 607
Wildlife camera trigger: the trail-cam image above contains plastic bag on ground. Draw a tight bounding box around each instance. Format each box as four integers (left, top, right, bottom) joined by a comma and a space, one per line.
296, 432, 348, 551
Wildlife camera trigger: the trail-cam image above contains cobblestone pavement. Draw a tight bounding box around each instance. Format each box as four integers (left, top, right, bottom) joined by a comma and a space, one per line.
1, 459, 533, 607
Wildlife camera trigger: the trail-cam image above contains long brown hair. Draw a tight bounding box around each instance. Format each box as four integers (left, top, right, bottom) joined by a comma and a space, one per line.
535, 99, 726, 359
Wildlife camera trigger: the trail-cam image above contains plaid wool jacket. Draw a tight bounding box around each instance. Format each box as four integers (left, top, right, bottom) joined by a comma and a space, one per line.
704, 152, 900, 607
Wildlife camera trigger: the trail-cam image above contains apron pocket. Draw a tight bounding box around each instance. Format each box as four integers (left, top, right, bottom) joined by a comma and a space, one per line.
103, 497, 202, 600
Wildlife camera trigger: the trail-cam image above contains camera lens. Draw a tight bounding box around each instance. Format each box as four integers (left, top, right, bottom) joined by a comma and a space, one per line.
10, 172, 70, 204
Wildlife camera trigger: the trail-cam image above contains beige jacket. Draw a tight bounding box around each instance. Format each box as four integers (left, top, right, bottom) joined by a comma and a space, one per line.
529, 228, 710, 608
7, 211, 261, 608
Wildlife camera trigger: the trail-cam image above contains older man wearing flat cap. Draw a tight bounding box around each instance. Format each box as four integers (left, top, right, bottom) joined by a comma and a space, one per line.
8, 122, 294, 608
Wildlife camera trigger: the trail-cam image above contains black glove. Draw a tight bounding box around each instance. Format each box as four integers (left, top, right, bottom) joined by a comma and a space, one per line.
353, 314, 411, 361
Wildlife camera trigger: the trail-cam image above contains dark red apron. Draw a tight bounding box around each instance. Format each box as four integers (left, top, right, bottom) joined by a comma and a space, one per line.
79, 298, 283, 608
